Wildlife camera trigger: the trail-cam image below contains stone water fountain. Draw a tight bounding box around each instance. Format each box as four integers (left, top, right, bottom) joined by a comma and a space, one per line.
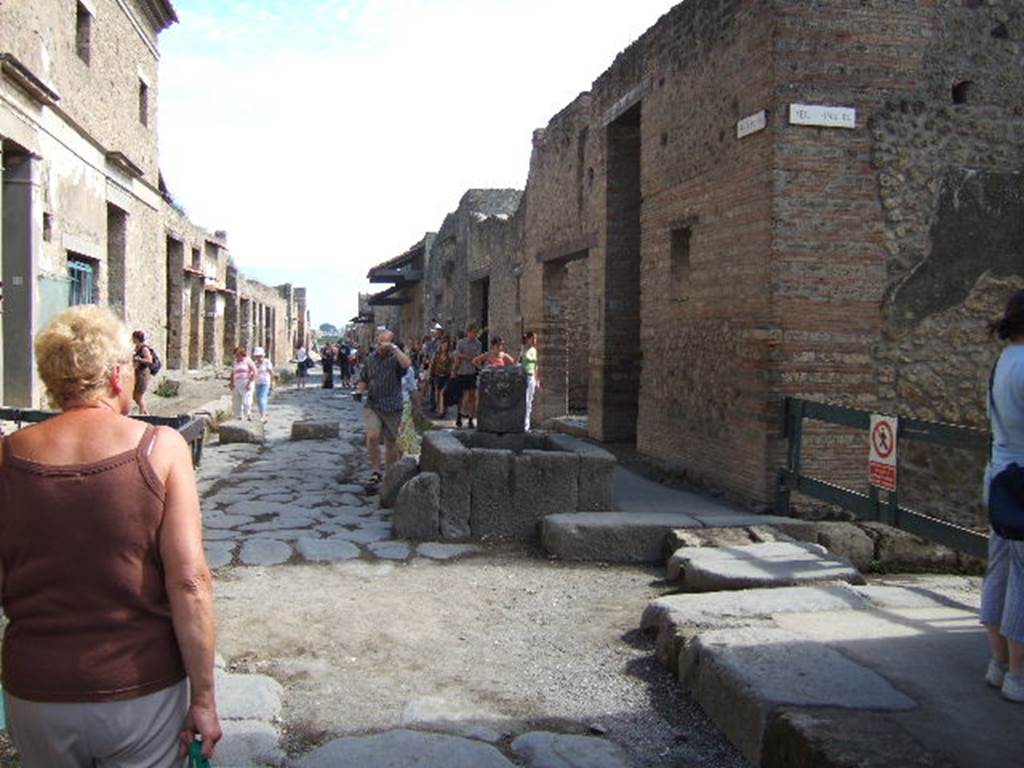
386, 365, 617, 541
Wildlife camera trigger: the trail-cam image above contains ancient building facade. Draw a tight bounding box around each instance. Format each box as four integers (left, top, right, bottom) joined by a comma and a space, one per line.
516, 0, 1023, 515
0, 0, 310, 406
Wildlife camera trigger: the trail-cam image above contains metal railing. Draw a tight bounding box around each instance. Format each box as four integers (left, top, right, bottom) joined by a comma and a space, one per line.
775, 397, 989, 559
0, 408, 207, 468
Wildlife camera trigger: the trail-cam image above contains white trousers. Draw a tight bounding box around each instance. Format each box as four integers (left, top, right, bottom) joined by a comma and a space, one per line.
232, 383, 253, 419
525, 374, 538, 431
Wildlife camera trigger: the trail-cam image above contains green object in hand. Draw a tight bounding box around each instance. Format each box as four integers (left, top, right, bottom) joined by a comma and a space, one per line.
188, 739, 211, 768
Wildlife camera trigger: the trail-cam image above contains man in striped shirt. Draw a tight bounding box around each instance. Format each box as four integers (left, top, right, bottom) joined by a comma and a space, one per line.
357, 329, 412, 488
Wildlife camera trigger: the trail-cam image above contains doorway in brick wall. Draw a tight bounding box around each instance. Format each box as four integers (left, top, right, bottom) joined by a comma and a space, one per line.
603, 102, 642, 443
539, 249, 589, 425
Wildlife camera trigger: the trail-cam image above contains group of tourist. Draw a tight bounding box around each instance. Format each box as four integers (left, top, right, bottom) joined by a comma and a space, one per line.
397, 322, 541, 432
228, 346, 276, 423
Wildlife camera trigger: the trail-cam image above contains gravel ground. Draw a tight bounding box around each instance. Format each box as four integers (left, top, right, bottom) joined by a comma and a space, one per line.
214, 549, 747, 767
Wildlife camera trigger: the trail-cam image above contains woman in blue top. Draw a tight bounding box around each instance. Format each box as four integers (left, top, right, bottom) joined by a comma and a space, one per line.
982, 289, 1024, 703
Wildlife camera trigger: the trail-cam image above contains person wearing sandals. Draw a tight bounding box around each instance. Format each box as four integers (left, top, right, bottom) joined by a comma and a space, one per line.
356, 329, 411, 490
0, 305, 222, 765
983, 289, 1024, 703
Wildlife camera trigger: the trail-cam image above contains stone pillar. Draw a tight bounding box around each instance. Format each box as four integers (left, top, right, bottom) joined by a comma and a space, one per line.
538, 260, 569, 426
202, 290, 216, 365
223, 265, 239, 365
2, 151, 41, 406
295, 287, 307, 350
239, 297, 252, 352
106, 204, 128, 319
165, 236, 185, 369
188, 276, 203, 369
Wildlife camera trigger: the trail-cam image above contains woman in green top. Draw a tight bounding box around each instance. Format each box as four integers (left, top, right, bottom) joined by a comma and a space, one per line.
522, 331, 540, 431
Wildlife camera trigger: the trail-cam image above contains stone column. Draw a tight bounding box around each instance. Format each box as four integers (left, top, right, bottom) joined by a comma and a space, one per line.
2, 151, 41, 406
165, 237, 185, 369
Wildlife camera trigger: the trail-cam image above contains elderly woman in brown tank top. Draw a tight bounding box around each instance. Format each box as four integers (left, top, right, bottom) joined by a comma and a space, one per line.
0, 305, 221, 766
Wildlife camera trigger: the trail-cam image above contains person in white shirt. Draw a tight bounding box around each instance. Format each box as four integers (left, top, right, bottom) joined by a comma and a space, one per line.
252, 347, 275, 423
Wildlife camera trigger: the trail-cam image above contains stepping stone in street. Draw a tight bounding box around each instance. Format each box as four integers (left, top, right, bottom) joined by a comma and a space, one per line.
239, 538, 293, 566
204, 541, 236, 569
512, 732, 632, 768
416, 543, 480, 561
294, 729, 516, 768
668, 541, 864, 591
294, 537, 361, 562
216, 669, 284, 720
215, 720, 284, 767
368, 541, 411, 560
291, 420, 340, 441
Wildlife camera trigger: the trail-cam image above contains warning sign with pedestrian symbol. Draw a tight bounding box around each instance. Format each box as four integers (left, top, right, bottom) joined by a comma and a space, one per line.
868, 414, 898, 492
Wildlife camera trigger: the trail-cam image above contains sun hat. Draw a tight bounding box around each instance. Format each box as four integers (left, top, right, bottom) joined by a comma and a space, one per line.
253, 346, 265, 357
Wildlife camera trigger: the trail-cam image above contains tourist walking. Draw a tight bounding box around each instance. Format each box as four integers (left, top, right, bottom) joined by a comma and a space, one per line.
983, 289, 1024, 704
295, 346, 311, 389
252, 346, 275, 424
339, 342, 353, 388
355, 329, 412, 490
455, 324, 482, 429
229, 345, 256, 420
522, 331, 541, 431
131, 330, 154, 416
0, 305, 221, 765
321, 343, 335, 389
473, 336, 516, 368
431, 336, 454, 417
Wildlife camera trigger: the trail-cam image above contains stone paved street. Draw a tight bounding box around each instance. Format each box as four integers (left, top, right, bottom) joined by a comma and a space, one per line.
197, 387, 479, 571
195, 383, 747, 767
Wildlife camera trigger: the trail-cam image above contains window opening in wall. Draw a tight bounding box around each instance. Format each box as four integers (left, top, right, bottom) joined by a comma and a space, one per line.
42, 213, 53, 242
67, 255, 97, 305
138, 79, 149, 126
952, 81, 974, 105
191, 247, 201, 269
75, 3, 92, 65
670, 227, 691, 303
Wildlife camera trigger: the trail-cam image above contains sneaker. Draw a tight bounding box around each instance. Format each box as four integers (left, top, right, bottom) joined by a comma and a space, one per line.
987, 659, 1008, 688
1003, 671, 1024, 703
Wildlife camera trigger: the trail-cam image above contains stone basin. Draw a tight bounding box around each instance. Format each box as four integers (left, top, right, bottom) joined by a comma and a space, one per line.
408, 429, 616, 541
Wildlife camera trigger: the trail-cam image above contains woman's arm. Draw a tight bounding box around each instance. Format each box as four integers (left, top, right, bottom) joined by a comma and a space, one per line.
503, 353, 517, 365
472, 352, 488, 368
157, 428, 222, 758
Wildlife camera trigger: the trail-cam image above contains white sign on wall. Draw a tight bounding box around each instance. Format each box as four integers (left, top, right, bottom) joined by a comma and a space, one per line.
789, 103, 857, 129
736, 110, 767, 139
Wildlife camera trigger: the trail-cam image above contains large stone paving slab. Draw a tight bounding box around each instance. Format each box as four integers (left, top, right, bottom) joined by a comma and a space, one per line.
294, 537, 361, 562
511, 732, 632, 768
216, 669, 284, 721
542, 512, 701, 563
239, 538, 293, 566
680, 626, 915, 764
215, 719, 286, 767
294, 729, 517, 768
668, 541, 864, 591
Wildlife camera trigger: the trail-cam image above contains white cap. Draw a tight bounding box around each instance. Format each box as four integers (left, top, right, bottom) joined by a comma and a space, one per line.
253, 346, 265, 357
431, 322, 443, 331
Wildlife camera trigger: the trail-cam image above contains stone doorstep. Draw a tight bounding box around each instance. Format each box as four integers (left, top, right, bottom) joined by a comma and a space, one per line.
667, 541, 865, 592
681, 626, 915, 766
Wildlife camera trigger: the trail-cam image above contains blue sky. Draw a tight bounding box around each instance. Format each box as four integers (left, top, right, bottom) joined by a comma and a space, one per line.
158, 0, 677, 327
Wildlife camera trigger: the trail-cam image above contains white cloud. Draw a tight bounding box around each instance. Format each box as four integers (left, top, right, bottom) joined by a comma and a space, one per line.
159, 0, 676, 325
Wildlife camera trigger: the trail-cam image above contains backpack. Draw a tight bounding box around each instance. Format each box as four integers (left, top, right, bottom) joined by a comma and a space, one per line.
147, 345, 162, 375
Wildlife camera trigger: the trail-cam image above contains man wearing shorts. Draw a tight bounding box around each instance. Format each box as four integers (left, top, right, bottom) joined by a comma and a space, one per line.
455, 323, 482, 429
357, 329, 412, 488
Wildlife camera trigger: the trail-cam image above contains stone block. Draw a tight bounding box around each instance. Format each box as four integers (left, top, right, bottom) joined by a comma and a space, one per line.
295, 729, 516, 768
477, 365, 527, 434
669, 541, 865, 590
762, 708, 958, 768
216, 669, 284, 721
216, 720, 285, 767
681, 627, 915, 765
290, 420, 340, 441
545, 433, 616, 511
513, 449, 578, 523
469, 448, 518, 538
511, 732, 632, 768
420, 431, 471, 538
542, 512, 701, 563
380, 455, 419, 509
861, 522, 959, 570
771, 520, 877, 570
393, 472, 441, 540
218, 420, 264, 445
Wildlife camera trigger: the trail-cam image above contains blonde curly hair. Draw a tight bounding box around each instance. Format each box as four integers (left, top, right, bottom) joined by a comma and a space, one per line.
35, 305, 133, 408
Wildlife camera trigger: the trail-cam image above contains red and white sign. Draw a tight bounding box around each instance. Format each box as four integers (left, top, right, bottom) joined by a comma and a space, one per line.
868, 414, 898, 492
